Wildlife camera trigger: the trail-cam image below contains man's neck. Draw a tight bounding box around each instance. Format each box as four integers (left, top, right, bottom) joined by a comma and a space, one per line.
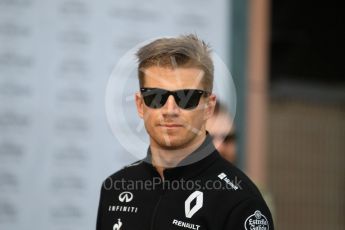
150, 134, 207, 179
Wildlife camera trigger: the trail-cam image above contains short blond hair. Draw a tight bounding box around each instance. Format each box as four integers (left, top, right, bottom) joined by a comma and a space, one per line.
136, 34, 214, 92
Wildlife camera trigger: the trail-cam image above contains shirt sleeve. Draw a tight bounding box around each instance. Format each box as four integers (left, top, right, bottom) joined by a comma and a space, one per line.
223, 197, 274, 230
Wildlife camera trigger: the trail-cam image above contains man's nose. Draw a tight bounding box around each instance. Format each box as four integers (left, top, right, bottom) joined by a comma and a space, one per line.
162, 95, 179, 115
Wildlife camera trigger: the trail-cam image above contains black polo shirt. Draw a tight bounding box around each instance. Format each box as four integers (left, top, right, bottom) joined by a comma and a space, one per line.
96, 134, 274, 230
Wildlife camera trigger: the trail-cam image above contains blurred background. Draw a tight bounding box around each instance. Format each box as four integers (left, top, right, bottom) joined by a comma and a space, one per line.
0, 0, 344, 229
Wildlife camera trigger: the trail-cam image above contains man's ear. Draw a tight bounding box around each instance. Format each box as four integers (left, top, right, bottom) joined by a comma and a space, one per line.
204, 94, 216, 120
135, 92, 144, 119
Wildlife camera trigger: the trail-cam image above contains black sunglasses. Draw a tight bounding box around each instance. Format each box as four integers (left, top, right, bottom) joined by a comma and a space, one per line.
140, 87, 210, 110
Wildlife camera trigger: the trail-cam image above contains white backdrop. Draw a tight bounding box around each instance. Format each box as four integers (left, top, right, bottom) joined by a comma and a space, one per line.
0, 0, 232, 229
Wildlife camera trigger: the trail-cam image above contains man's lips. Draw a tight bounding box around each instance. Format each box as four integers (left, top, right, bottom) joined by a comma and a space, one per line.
159, 124, 183, 128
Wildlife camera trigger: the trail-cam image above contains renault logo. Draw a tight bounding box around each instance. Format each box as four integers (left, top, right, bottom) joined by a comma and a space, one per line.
185, 191, 203, 218
118, 191, 133, 203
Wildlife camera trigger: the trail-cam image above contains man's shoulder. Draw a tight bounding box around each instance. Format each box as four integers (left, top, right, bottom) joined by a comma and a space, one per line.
103, 159, 146, 181
208, 156, 265, 200
206, 156, 273, 225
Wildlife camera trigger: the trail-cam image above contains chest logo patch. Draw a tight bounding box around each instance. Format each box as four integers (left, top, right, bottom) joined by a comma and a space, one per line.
185, 191, 203, 218
119, 191, 133, 203
244, 210, 269, 230
113, 218, 123, 230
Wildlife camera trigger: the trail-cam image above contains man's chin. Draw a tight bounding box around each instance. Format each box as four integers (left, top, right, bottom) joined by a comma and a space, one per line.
149, 129, 195, 149
153, 136, 185, 149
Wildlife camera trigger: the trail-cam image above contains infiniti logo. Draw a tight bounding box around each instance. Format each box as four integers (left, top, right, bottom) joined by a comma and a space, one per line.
118, 191, 133, 203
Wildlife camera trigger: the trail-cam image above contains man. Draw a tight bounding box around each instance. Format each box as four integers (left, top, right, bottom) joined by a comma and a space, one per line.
206, 100, 237, 164
96, 34, 274, 230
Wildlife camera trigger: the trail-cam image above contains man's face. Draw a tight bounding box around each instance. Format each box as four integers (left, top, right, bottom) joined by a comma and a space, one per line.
135, 66, 216, 150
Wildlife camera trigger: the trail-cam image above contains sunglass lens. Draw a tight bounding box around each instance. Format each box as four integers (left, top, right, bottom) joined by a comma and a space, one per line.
176, 90, 203, 109
142, 89, 168, 109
